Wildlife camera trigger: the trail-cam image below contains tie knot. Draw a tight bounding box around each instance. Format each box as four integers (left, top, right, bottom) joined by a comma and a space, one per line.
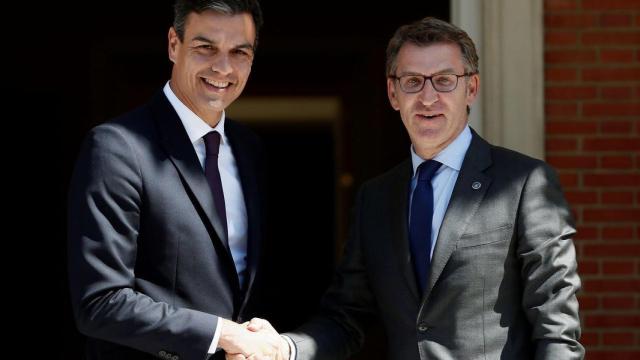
203, 131, 221, 156
417, 160, 441, 182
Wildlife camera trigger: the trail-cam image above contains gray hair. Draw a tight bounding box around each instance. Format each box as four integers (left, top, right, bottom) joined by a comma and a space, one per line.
386, 17, 479, 77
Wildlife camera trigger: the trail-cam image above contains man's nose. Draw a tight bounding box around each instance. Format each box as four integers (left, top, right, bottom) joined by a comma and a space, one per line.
417, 79, 439, 106
211, 53, 233, 75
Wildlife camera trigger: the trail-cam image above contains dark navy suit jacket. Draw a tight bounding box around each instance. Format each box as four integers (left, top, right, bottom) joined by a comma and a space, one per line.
68, 91, 267, 360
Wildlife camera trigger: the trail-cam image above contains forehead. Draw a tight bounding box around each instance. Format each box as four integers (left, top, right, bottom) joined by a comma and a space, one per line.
183, 10, 256, 45
395, 42, 465, 73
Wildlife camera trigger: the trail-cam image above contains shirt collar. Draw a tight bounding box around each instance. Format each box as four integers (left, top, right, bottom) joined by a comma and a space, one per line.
410, 125, 472, 176
163, 81, 227, 145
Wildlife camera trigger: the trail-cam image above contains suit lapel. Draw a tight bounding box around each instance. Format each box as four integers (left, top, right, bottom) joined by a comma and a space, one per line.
389, 160, 422, 302
150, 92, 241, 296
421, 131, 493, 305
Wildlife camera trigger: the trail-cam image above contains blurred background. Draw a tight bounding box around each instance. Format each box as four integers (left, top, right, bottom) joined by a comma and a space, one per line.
14, 0, 639, 359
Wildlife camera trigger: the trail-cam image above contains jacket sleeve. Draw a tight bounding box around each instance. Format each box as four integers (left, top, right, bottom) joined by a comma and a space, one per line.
67, 124, 217, 360
517, 162, 585, 360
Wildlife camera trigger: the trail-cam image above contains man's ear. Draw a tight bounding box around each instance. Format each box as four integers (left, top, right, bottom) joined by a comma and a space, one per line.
168, 27, 179, 63
387, 77, 400, 110
466, 73, 479, 106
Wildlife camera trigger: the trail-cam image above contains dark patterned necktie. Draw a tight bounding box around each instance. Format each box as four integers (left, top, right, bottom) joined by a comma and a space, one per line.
203, 131, 228, 240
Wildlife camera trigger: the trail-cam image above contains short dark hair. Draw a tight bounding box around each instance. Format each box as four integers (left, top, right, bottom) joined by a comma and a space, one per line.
386, 17, 479, 77
173, 0, 263, 48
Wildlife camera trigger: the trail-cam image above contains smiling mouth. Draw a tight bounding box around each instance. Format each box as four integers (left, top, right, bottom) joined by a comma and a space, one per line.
203, 78, 231, 89
418, 114, 443, 119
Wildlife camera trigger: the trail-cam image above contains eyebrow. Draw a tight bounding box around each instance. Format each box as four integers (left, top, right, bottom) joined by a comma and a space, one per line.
191, 35, 254, 51
397, 68, 459, 76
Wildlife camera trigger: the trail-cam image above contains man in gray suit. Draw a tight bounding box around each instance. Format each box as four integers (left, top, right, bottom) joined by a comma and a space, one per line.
232, 16, 584, 360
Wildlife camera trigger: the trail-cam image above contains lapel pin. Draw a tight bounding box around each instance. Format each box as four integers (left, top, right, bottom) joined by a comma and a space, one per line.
472, 181, 482, 190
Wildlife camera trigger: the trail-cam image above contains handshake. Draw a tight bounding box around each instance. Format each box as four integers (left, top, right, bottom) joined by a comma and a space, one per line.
219, 318, 292, 360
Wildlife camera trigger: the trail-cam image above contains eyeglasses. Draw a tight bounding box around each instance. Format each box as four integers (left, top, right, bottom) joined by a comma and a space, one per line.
390, 73, 475, 93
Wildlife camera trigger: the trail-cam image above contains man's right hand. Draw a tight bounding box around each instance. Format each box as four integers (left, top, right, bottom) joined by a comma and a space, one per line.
219, 318, 290, 360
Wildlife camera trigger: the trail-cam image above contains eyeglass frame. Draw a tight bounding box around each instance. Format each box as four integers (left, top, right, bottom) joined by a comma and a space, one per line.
389, 72, 477, 93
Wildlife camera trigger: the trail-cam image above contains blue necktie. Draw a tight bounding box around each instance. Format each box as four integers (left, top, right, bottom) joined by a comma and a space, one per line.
409, 160, 441, 294
203, 131, 228, 241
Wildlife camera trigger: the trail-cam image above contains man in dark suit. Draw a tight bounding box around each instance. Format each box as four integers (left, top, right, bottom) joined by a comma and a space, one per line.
68, 1, 290, 359
233, 17, 584, 360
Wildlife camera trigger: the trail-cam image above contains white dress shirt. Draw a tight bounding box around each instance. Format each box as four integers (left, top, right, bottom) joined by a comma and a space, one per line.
409, 125, 472, 260
163, 82, 249, 355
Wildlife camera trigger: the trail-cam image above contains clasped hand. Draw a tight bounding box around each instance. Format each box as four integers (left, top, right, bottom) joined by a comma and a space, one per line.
220, 318, 290, 360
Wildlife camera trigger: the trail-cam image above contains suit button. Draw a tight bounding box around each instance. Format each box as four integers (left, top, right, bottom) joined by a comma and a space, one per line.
418, 323, 429, 332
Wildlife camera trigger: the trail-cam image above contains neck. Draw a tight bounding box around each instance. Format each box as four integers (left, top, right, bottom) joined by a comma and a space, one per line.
414, 143, 447, 160
202, 112, 223, 128
168, 81, 222, 128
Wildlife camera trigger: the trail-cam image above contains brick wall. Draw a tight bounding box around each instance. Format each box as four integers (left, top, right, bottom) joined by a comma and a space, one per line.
545, 0, 640, 358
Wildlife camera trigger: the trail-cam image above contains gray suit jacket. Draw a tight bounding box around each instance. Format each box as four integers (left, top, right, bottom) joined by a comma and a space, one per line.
288, 130, 584, 360
68, 91, 268, 360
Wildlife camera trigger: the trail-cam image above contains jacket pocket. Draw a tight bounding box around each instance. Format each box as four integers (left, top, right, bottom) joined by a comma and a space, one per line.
457, 224, 513, 248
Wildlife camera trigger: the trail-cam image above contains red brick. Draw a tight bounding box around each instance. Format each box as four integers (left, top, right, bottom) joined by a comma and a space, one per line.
546, 50, 597, 64
578, 260, 600, 274
601, 121, 632, 133
578, 295, 599, 310
548, 155, 597, 169
545, 0, 578, 10
547, 121, 597, 134
584, 244, 640, 256
602, 191, 634, 204
603, 226, 634, 239
546, 14, 597, 27
583, 174, 639, 187
588, 351, 640, 360
603, 261, 636, 275
545, 31, 578, 45
637, 14, 640, 25
583, 0, 640, 10
600, 14, 633, 27
546, 103, 578, 117
584, 103, 640, 117
586, 314, 640, 327
582, 68, 640, 82
546, 138, 578, 152
584, 138, 640, 151
584, 279, 640, 292
545, 68, 577, 82
600, 50, 635, 64
559, 172, 579, 187
546, 86, 597, 99
601, 87, 633, 99
582, 31, 640, 45
602, 296, 636, 309
583, 209, 640, 221
580, 332, 599, 346
603, 332, 635, 346
601, 155, 633, 169
565, 190, 598, 204
577, 226, 599, 240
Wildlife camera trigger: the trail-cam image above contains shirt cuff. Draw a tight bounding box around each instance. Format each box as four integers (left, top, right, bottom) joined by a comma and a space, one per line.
208, 318, 223, 354
282, 335, 297, 360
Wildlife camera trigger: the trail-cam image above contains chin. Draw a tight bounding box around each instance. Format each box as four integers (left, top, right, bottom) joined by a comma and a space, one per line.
414, 126, 443, 138
207, 99, 225, 109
